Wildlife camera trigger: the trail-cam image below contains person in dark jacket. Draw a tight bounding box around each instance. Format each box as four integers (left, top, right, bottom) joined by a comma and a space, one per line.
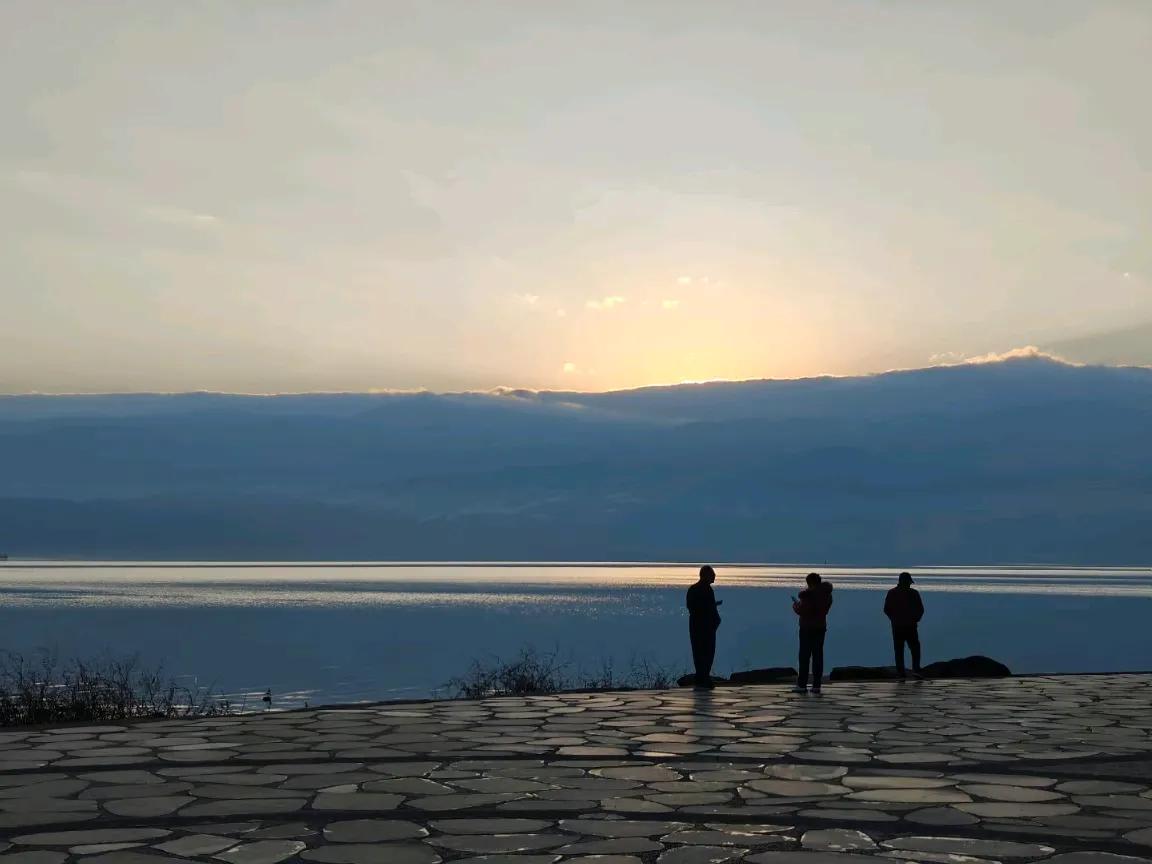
686, 565, 722, 687
884, 571, 925, 679
792, 572, 834, 693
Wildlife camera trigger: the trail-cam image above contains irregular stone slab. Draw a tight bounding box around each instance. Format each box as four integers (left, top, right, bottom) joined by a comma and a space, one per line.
182, 822, 262, 836
1127, 829, 1152, 847
12, 828, 171, 846
452, 858, 560, 864
248, 824, 315, 840
155, 834, 239, 856
103, 796, 194, 817
191, 783, 305, 799
0, 854, 69, 864
80, 783, 191, 800
214, 840, 307, 864
906, 807, 981, 826
596, 766, 682, 782
1058, 781, 1145, 794
848, 788, 972, 804
0, 780, 90, 799
1075, 795, 1152, 811
68, 843, 144, 855
842, 776, 954, 789
557, 838, 664, 855
428, 834, 568, 853
880, 851, 1001, 864
958, 784, 1064, 802
881, 836, 1056, 858
312, 792, 404, 811
559, 819, 688, 837
430, 818, 553, 834
181, 798, 307, 817
302, 844, 441, 864
323, 819, 427, 843
746, 780, 847, 797
658, 847, 748, 864
764, 765, 849, 781
406, 792, 520, 811
955, 801, 1080, 818
1043, 856, 1152, 864
801, 829, 877, 852
663, 830, 790, 847
953, 774, 1056, 788
800, 808, 897, 822
85, 854, 196, 864
747, 853, 879, 864
362, 778, 454, 795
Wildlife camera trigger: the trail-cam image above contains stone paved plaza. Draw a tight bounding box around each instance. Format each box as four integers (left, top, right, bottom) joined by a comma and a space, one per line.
3, 675, 1152, 864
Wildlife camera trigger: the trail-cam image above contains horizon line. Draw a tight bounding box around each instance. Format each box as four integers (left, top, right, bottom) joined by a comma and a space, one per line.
2, 348, 1149, 400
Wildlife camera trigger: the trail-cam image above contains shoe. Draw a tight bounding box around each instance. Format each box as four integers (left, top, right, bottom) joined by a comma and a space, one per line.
810, 686, 822, 695
910, 671, 924, 680
792, 685, 807, 694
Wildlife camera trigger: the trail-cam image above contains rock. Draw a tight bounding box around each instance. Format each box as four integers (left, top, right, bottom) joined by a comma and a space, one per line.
921, 656, 1011, 678
677, 674, 731, 687
729, 668, 798, 685
829, 666, 899, 681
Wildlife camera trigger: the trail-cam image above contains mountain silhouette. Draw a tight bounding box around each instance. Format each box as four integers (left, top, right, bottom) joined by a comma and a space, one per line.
1, 356, 1149, 563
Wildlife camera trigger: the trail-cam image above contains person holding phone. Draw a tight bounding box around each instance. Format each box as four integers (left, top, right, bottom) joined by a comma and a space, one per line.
793, 572, 834, 693
686, 565, 723, 687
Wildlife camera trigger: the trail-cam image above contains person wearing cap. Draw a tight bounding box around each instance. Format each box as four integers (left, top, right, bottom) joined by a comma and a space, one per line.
884, 571, 925, 679
686, 565, 723, 687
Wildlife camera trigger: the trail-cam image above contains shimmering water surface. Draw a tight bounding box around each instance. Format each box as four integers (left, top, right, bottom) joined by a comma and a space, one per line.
2, 562, 1150, 708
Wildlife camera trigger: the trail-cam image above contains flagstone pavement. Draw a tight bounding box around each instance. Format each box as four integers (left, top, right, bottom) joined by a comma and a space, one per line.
3, 674, 1152, 864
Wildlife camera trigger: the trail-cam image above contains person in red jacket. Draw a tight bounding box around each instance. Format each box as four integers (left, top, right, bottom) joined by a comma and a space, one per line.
884, 571, 925, 679
792, 572, 834, 693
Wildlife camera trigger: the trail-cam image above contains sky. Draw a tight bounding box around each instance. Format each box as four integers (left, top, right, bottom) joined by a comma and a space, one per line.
2, 0, 1150, 394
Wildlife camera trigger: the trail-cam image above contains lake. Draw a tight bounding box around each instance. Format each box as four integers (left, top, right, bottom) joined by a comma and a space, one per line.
2, 562, 1151, 709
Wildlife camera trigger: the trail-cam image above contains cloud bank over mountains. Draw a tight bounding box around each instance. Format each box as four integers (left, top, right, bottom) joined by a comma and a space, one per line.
1, 355, 1149, 564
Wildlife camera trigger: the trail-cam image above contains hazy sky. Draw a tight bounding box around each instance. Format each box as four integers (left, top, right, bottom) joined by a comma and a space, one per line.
3, 1, 1150, 393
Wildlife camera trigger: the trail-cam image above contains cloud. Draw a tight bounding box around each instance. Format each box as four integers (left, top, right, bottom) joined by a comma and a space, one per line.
516, 293, 541, 306
141, 205, 220, 227
930, 345, 1077, 368
677, 275, 692, 285
661, 299, 681, 310
586, 296, 626, 311
562, 362, 577, 373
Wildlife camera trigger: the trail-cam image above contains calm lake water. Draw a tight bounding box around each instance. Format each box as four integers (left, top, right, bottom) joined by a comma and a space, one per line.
2, 562, 1151, 709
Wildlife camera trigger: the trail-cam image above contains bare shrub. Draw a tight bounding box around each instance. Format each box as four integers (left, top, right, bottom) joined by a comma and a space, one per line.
447, 646, 674, 699
0, 649, 232, 727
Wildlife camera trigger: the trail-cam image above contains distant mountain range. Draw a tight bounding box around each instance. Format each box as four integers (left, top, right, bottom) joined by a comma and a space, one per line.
2, 356, 1150, 564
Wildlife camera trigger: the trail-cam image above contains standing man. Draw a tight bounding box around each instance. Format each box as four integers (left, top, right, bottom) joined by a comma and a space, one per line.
793, 572, 834, 694
884, 571, 925, 679
686, 565, 722, 688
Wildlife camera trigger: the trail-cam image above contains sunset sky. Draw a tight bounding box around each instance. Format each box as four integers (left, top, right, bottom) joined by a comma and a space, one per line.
3, 1, 1150, 393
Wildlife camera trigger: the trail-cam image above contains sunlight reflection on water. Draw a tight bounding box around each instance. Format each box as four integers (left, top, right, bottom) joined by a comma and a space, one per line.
2, 562, 1151, 607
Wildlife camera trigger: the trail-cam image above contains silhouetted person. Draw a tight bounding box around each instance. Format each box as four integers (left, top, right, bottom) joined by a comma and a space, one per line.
686, 565, 722, 687
885, 571, 924, 679
793, 572, 834, 693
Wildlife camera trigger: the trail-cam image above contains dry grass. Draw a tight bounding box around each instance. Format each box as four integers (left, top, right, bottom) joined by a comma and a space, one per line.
0, 650, 233, 727
447, 646, 675, 699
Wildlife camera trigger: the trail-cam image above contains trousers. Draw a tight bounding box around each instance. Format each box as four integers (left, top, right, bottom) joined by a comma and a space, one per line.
689, 620, 717, 684
798, 627, 826, 688
892, 624, 921, 675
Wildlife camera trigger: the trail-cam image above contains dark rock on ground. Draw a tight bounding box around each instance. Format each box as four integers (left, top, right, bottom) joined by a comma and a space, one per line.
677, 674, 731, 687
922, 655, 1011, 678
729, 667, 798, 684
830, 666, 900, 681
